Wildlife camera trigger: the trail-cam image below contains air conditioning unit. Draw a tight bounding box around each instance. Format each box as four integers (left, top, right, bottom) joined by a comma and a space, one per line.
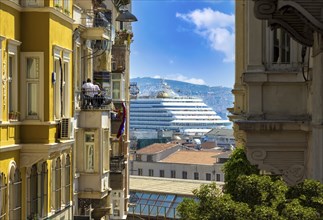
60, 118, 74, 139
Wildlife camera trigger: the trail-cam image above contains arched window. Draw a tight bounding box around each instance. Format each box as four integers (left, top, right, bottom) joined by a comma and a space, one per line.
55, 158, 62, 211
40, 162, 48, 218
27, 162, 48, 219
52, 157, 61, 212
29, 164, 38, 218
65, 154, 71, 206
9, 167, 21, 220
0, 173, 7, 219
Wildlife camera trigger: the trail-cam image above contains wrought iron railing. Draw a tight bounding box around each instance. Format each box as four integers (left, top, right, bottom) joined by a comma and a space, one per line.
75, 90, 112, 110
110, 155, 126, 172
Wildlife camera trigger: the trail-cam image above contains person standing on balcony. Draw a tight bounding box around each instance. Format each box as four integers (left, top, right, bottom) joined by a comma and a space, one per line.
93, 81, 101, 107
82, 78, 94, 107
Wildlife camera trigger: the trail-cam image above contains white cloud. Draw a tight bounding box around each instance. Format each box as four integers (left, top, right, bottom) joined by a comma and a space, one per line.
176, 8, 235, 62
153, 74, 206, 85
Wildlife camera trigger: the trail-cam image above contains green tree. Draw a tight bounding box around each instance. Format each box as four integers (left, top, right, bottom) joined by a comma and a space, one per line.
281, 199, 318, 220
232, 174, 287, 209
287, 179, 323, 216
177, 147, 323, 219
222, 147, 259, 194
177, 183, 251, 220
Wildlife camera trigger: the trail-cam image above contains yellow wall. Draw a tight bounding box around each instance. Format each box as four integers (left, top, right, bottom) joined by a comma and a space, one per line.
0, 150, 20, 172
49, 15, 73, 119
0, 3, 21, 40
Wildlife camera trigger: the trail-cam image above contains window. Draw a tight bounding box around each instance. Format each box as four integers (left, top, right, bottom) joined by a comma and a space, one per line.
53, 0, 61, 7
0, 37, 3, 121
112, 73, 125, 100
0, 173, 7, 220
171, 170, 176, 178
206, 173, 211, 181
7, 39, 20, 120
147, 155, 153, 162
182, 171, 187, 179
27, 162, 48, 219
272, 28, 290, 64
26, 57, 39, 118
148, 169, 154, 177
216, 174, 221, 182
138, 169, 143, 176
29, 165, 38, 218
9, 167, 21, 220
21, 52, 44, 121
53, 57, 61, 120
194, 172, 199, 180
40, 162, 48, 218
85, 133, 95, 172
103, 129, 110, 171
136, 154, 142, 161
64, 154, 71, 207
52, 158, 61, 211
53, 49, 71, 119
159, 170, 164, 178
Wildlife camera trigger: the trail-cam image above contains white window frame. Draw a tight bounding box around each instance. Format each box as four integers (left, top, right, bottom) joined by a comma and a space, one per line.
62, 51, 71, 118
112, 73, 125, 100
21, 52, 44, 121
53, 57, 61, 120
53, 48, 71, 120
0, 36, 5, 121
21, 0, 44, 7
265, 26, 299, 71
7, 39, 21, 120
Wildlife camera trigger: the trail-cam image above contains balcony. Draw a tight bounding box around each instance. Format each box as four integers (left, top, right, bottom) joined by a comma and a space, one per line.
81, 12, 112, 40
78, 171, 110, 199
111, 44, 127, 72
74, 89, 112, 111
110, 155, 126, 173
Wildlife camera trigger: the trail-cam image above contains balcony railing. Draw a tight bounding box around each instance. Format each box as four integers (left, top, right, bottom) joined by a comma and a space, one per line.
75, 90, 112, 110
81, 12, 112, 40
110, 155, 126, 173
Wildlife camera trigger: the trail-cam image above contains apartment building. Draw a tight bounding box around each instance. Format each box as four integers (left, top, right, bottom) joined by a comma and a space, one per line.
0, 0, 135, 219
231, 0, 323, 185
131, 143, 230, 182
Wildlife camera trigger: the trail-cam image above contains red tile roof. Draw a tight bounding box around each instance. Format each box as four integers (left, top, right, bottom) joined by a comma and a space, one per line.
136, 143, 179, 154
159, 150, 223, 165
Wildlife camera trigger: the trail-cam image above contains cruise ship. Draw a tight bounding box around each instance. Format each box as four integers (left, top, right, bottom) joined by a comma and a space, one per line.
130, 82, 231, 135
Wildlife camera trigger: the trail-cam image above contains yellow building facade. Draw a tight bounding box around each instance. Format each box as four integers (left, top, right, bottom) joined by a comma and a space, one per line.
1, 0, 135, 219
0, 0, 74, 219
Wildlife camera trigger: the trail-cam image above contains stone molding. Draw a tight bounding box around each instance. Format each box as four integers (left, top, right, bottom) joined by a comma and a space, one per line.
253, 0, 323, 46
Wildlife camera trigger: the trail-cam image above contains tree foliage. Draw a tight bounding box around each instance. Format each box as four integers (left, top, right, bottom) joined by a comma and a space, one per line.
177, 147, 323, 220
222, 147, 259, 194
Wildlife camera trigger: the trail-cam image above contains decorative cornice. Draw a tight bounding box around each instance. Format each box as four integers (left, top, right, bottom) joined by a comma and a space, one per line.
253, 0, 323, 47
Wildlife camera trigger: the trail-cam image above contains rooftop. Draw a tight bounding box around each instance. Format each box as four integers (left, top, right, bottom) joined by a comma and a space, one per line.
205, 128, 233, 137
130, 175, 222, 196
136, 142, 179, 155
159, 150, 226, 165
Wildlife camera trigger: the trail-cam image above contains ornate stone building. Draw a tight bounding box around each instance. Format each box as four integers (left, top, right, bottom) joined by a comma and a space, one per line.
231, 0, 323, 185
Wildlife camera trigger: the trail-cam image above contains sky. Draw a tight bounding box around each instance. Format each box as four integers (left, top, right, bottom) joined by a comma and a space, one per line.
129, 0, 235, 88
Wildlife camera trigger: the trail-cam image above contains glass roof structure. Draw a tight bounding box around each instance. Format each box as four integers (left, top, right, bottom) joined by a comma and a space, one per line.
128, 191, 193, 219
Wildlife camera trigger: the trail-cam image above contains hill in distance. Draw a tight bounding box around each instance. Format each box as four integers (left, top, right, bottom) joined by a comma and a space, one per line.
130, 77, 234, 120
